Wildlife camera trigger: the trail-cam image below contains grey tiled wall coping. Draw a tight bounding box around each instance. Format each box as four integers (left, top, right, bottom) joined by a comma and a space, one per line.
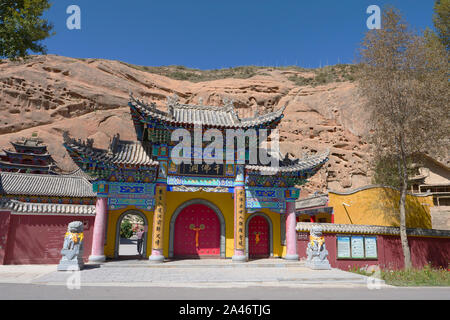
328, 184, 432, 197
296, 222, 450, 238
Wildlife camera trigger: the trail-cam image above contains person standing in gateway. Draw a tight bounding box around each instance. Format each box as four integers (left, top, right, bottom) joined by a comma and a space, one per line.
136, 228, 144, 256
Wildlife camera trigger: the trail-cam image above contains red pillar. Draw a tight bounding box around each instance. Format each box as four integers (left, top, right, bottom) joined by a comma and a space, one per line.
284, 201, 299, 260
89, 197, 108, 262
310, 215, 316, 223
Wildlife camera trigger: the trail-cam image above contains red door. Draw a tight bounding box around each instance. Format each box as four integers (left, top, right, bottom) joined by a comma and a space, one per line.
174, 204, 220, 258
248, 215, 269, 258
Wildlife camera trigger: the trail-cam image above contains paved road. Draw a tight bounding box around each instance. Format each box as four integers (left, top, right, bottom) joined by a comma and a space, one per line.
1, 260, 448, 301
0, 283, 449, 300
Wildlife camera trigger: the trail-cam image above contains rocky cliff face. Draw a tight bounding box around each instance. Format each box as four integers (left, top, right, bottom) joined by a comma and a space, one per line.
0, 55, 373, 195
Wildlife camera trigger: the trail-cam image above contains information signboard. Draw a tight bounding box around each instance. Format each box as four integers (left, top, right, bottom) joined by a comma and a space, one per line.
351, 236, 365, 258
337, 236, 351, 259
336, 235, 378, 260
364, 236, 378, 258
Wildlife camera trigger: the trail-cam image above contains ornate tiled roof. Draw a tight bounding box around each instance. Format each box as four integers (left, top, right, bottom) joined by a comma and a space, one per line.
296, 222, 450, 237
0, 160, 56, 170
63, 132, 159, 167
11, 139, 47, 152
246, 149, 329, 174
3, 149, 52, 158
0, 171, 96, 197
129, 94, 286, 128
0, 199, 95, 216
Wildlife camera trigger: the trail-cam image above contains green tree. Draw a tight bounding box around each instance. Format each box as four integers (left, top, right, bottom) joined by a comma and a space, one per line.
0, 0, 54, 59
371, 155, 417, 189
120, 220, 133, 239
433, 0, 449, 50
358, 7, 449, 269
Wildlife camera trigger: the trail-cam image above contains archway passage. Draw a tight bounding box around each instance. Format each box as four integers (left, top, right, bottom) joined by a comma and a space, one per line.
248, 215, 269, 258
116, 211, 148, 260
174, 203, 221, 258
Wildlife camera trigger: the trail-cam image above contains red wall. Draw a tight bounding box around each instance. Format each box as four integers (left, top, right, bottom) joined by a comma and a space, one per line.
2, 213, 95, 265
297, 232, 450, 270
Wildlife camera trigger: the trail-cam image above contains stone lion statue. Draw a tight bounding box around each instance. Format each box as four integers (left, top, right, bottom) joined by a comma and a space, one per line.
305, 226, 331, 270
57, 221, 85, 271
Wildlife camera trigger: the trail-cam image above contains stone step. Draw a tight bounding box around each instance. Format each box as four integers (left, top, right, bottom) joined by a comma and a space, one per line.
92, 258, 308, 269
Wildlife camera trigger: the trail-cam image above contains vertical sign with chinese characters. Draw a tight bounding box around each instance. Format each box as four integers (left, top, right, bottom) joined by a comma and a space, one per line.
235, 188, 246, 250
152, 185, 166, 250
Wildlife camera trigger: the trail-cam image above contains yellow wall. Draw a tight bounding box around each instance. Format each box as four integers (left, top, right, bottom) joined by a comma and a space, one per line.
104, 191, 286, 258
329, 186, 433, 228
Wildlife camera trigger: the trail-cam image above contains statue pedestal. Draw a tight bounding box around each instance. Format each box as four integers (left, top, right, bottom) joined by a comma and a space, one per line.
305, 258, 331, 270
57, 249, 84, 271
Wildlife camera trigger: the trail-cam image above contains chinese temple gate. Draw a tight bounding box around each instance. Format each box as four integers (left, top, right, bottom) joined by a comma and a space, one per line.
63, 94, 329, 262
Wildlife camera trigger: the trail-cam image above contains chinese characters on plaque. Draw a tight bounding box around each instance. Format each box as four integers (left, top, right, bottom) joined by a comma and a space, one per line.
178, 163, 225, 176
236, 189, 245, 250
152, 185, 166, 250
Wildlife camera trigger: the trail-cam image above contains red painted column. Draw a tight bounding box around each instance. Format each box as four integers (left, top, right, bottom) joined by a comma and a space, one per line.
89, 197, 108, 262
284, 201, 299, 260
310, 215, 316, 223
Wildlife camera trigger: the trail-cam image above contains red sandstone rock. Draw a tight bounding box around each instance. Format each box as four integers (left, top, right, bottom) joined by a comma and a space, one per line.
0, 55, 375, 193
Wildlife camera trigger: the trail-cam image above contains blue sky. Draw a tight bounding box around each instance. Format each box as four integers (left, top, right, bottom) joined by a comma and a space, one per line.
41, 1, 435, 69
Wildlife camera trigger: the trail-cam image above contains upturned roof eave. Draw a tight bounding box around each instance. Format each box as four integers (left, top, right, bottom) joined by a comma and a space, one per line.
10, 141, 47, 149
63, 140, 159, 168
3, 149, 51, 156
245, 149, 329, 174
0, 160, 56, 169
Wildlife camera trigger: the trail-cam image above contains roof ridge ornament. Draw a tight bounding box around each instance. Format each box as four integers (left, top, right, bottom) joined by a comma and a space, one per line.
222, 97, 240, 122
63, 131, 93, 149
62, 131, 75, 145
109, 133, 120, 154
167, 94, 179, 106
167, 94, 179, 118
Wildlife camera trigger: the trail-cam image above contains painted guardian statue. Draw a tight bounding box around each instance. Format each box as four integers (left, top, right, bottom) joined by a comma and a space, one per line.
306, 226, 331, 270
57, 221, 85, 271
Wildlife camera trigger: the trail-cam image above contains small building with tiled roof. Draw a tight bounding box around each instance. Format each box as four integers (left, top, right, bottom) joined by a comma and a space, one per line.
0, 171, 96, 265
0, 135, 58, 174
